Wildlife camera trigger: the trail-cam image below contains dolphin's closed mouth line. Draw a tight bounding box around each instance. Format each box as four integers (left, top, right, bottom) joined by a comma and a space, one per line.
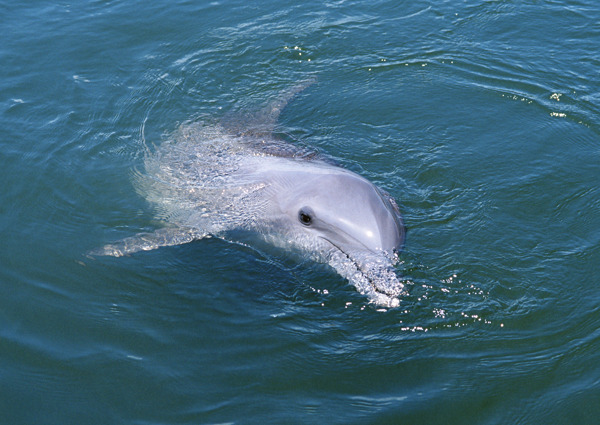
322, 237, 396, 299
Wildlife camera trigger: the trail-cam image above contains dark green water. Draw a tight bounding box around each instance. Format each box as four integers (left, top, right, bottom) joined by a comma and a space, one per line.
1, 1, 599, 423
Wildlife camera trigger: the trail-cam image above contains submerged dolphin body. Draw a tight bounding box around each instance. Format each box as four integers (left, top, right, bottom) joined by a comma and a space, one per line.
97, 82, 406, 307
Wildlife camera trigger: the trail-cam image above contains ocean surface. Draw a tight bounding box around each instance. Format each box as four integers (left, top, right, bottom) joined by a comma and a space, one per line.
1, 1, 599, 423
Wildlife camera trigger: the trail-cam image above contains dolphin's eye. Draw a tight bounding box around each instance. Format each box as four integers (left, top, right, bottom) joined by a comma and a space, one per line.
298, 208, 313, 226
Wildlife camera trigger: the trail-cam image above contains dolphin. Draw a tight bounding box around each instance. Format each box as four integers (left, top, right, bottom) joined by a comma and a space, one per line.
94, 80, 406, 307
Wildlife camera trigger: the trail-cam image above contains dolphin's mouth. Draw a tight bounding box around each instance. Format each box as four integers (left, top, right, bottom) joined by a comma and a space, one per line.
321, 237, 403, 302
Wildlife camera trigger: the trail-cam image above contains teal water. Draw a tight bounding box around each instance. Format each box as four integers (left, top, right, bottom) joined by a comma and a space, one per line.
2, 1, 599, 423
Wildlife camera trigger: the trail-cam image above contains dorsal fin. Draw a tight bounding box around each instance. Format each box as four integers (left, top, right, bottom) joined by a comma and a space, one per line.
222, 77, 317, 136
258, 77, 317, 132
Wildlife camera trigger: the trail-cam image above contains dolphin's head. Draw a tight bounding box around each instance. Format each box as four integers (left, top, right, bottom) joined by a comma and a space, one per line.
271, 166, 406, 305
285, 172, 404, 255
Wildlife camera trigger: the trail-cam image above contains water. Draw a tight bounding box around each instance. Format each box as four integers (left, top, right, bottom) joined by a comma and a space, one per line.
1, 0, 599, 423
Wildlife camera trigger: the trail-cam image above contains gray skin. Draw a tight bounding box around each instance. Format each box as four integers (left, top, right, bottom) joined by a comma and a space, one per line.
95, 81, 406, 307
261, 162, 403, 256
